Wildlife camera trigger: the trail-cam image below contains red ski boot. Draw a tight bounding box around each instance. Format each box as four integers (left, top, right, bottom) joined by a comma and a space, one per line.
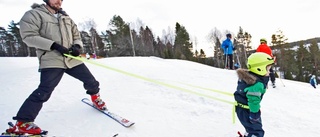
91, 93, 107, 110
6, 121, 42, 135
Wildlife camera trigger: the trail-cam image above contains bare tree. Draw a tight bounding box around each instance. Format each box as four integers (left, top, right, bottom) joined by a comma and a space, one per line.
207, 27, 223, 67
78, 18, 97, 32
161, 26, 175, 46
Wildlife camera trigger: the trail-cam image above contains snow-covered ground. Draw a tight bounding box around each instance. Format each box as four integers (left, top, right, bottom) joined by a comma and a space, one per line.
1, 56, 319, 137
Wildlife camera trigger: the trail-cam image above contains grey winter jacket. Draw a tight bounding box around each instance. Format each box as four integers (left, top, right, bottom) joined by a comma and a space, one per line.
19, 3, 83, 69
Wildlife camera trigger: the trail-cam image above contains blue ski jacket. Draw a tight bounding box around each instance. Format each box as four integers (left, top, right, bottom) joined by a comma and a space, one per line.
310, 76, 317, 86
221, 38, 234, 55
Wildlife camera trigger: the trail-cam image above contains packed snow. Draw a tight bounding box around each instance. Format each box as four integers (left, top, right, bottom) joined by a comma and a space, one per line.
1, 56, 319, 137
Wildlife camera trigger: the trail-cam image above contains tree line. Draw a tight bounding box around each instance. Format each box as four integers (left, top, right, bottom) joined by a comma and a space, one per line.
0, 15, 194, 60
0, 15, 319, 84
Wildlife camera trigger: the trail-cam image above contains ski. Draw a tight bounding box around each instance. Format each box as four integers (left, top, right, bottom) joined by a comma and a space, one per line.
81, 98, 135, 128
237, 131, 243, 137
237, 131, 248, 137
1, 122, 48, 137
0, 134, 45, 137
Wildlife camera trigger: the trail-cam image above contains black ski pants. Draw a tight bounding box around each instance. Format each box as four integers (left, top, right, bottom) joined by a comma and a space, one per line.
269, 67, 275, 83
236, 106, 264, 137
265, 66, 276, 86
13, 63, 100, 122
225, 54, 233, 69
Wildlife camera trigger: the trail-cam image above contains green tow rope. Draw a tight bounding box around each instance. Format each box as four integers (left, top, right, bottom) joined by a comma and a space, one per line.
65, 54, 237, 123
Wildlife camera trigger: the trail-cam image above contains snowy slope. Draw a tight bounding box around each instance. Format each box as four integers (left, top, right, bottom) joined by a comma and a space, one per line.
0, 57, 320, 137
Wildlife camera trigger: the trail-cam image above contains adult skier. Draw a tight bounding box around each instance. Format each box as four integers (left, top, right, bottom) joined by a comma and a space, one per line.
6, 0, 107, 135
221, 33, 235, 69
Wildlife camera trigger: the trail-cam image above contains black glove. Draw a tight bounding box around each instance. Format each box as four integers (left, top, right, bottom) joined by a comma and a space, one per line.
233, 47, 236, 51
68, 44, 81, 56
249, 111, 261, 124
51, 42, 69, 56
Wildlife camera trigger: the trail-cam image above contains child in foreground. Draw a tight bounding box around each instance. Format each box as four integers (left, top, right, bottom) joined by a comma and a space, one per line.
234, 52, 274, 137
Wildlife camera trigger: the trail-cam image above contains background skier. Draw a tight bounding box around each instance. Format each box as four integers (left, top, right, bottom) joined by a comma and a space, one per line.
221, 33, 235, 69
86, 53, 90, 60
256, 38, 276, 88
310, 75, 317, 89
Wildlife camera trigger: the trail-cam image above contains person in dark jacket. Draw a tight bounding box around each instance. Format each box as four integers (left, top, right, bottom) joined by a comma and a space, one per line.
234, 52, 274, 137
6, 0, 107, 135
256, 38, 276, 88
221, 33, 234, 69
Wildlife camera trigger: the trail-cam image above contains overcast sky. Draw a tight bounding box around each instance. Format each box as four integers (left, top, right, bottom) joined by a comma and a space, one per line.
1, 0, 319, 56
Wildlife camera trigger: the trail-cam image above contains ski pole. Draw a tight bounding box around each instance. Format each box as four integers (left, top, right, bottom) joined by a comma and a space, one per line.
276, 71, 285, 87
236, 51, 241, 68
225, 48, 228, 69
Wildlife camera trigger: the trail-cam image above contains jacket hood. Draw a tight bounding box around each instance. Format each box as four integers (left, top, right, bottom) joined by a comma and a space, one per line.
30, 3, 48, 14
236, 69, 257, 85
31, 3, 42, 9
